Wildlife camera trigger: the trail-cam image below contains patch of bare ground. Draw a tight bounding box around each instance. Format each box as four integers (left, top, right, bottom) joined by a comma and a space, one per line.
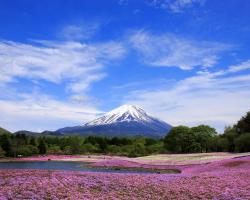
223, 160, 249, 167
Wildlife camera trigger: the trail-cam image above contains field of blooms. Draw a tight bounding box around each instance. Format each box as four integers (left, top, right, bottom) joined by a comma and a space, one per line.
0, 155, 249, 199
10, 152, 250, 164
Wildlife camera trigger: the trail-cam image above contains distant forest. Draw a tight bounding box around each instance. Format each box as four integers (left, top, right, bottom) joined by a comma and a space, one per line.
0, 112, 249, 158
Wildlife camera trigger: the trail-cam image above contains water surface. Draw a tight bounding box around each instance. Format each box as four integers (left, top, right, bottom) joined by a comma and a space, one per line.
0, 161, 154, 173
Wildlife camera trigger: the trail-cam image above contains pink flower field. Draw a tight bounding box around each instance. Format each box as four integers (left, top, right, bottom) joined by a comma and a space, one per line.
0, 156, 249, 199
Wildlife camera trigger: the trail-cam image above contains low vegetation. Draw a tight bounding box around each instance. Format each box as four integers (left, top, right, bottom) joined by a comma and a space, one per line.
0, 156, 249, 199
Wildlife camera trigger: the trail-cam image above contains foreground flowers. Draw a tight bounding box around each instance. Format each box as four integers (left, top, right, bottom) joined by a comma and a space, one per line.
0, 156, 249, 200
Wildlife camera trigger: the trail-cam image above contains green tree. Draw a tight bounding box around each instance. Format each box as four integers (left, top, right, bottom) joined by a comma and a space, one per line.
128, 143, 147, 157
0, 146, 6, 157
11, 134, 29, 157
29, 137, 37, 146
192, 125, 217, 152
235, 133, 250, 152
0, 134, 12, 156
17, 145, 39, 156
146, 141, 164, 154
47, 146, 63, 154
216, 137, 229, 152
98, 137, 108, 153
81, 143, 98, 153
223, 126, 237, 152
38, 140, 47, 154
164, 126, 195, 153
63, 146, 72, 154
236, 111, 250, 134
68, 136, 84, 154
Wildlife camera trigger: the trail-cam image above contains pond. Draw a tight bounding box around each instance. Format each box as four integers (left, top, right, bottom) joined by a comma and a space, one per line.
0, 161, 157, 174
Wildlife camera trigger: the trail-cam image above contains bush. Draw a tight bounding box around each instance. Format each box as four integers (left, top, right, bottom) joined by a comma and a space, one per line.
107, 145, 121, 154
17, 145, 39, 156
47, 146, 63, 154
146, 142, 164, 154
128, 143, 147, 157
81, 143, 98, 154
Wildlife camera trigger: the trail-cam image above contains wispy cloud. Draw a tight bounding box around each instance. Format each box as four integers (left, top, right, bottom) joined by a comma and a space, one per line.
0, 38, 125, 131
0, 92, 103, 132
228, 59, 250, 73
0, 40, 125, 93
118, 0, 128, 6
59, 23, 100, 41
123, 60, 250, 132
148, 0, 206, 13
67, 73, 107, 93
129, 30, 230, 70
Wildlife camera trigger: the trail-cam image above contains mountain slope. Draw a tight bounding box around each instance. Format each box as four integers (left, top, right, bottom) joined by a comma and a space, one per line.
0, 127, 11, 135
57, 105, 172, 138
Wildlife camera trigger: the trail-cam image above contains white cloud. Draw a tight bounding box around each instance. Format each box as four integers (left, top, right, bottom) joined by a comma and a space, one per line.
129, 30, 229, 70
168, 0, 206, 12
148, 0, 206, 13
0, 92, 103, 132
123, 60, 250, 132
228, 59, 250, 73
0, 38, 125, 131
67, 73, 106, 93
70, 95, 98, 104
0, 40, 125, 93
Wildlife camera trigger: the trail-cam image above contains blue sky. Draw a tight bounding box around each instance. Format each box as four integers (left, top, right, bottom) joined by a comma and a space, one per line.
0, 0, 250, 132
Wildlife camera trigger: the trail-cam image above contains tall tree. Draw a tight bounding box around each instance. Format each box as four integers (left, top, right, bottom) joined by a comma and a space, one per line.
0, 146, 6, 157
236, 111, 250, 134
192, 125, 217, 152
68, 136, 84, 154
0, 134, 12, 156
164, 126, 196, 153
235, 133, 250, 152
38, 140, 47, 154
29, 137, 37, 146
223, 126, 237, 152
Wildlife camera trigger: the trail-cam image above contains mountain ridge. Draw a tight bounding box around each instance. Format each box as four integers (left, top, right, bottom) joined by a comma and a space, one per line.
57, 105, 172, 138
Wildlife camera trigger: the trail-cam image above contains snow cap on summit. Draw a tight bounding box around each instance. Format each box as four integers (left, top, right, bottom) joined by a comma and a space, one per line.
84, 104, 153, 126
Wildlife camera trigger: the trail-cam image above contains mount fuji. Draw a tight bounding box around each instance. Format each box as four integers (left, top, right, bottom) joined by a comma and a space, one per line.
56, 105, 172, 138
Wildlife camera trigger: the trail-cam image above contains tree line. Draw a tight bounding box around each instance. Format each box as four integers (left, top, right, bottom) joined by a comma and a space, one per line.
164, 111, 250, 153
0, 133, 163, 158
0, 111, 249, 157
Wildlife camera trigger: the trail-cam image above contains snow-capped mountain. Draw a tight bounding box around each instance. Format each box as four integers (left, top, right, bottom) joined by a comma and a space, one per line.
85, 105, 162, 126
57, 105, 172, 138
